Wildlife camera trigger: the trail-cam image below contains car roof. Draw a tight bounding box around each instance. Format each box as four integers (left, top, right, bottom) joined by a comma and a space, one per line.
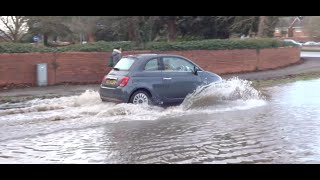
123, 54, 185, 60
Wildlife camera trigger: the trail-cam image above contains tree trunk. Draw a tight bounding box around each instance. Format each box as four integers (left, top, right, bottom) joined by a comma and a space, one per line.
12, 33, 18, 42
127, 17, 137, 41
212, 18, 217, 38
257, 16, 279, 38
288, 27, 294, 37
257, 16, 268, 37
87, 32, 95, 42
167, 18, 177, 42
43, 33, 49, 46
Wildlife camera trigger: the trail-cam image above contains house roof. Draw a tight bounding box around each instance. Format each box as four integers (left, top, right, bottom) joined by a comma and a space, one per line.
276, 16, 305, 28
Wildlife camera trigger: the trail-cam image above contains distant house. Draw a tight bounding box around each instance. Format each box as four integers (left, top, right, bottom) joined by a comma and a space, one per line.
274, 16, 310, 42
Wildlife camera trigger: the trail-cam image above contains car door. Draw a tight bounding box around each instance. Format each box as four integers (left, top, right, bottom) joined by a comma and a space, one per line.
160, 56, 202, 100
132, 58, 165, 100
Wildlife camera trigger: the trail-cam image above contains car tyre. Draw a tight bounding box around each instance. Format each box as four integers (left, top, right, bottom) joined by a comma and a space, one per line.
129, 90, 151, 105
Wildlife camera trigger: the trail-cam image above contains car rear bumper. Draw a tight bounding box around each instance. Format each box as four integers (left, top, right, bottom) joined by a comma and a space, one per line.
99, 85, 130, 103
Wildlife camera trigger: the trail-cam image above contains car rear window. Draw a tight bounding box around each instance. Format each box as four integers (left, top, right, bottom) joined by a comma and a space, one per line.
114, 58, 135, 71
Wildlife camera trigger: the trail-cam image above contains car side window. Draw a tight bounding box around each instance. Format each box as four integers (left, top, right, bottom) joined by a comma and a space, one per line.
144, 58, 159, 71
162, 57, 194, 72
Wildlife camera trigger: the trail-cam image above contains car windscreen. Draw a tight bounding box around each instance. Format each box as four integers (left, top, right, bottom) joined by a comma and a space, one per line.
114, 57, 135, 71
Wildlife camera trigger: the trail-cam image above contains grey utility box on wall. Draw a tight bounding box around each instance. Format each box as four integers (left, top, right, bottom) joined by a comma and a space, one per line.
36, 63, 48, 86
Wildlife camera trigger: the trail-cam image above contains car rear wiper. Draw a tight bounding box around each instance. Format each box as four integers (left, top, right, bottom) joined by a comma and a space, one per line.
113, 67, 120, 71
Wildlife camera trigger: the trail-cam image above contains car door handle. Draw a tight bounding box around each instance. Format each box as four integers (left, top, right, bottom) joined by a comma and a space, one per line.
163, 78, 172, 80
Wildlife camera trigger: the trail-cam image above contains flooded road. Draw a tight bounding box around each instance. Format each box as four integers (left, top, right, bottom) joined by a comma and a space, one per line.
1, 78, 320, 164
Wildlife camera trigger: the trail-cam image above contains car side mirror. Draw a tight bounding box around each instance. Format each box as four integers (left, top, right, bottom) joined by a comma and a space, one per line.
193, 66, 200, 75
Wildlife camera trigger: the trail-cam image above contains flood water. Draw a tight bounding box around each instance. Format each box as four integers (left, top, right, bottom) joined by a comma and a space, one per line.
0, 78, 320, 164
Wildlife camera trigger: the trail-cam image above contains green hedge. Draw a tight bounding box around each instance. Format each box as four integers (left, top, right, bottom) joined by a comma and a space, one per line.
0, 39, 299, 53
0, 41, 134, 53
0, 43, 53, 53
146, 38, 298, 51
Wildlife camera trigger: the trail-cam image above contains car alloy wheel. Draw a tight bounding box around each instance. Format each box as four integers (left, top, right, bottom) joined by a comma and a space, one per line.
132, 92, 149, 105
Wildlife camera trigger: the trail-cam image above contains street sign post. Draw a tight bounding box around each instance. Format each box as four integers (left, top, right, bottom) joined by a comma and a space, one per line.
33, 36, 39, 45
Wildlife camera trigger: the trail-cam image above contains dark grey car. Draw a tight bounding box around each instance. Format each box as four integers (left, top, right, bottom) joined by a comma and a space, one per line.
99, 54, 222, 105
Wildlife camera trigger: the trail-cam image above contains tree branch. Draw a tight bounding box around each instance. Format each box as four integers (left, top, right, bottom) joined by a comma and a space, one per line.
0, 35, 10, 42
0, 16, 28, 42
0, 29, 13, 41
0, 16, 15, 38
230, 17, 255, 31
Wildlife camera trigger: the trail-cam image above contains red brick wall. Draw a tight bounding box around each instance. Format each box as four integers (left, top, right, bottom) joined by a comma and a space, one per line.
55, 52, 108, 84
0, 47, 300, 86
0, 53, 56, 86
258, 47, 301, 70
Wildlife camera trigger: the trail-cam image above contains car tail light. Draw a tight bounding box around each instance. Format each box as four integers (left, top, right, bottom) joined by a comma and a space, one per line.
101, 76, 107, 83
119, 76, 130, 87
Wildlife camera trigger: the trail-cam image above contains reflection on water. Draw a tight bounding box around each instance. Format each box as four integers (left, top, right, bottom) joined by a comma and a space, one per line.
1, 78, 320, 163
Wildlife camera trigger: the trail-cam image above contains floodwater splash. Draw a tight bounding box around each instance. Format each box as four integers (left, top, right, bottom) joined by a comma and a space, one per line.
181, 77, 265, 110
0, 77, 266, 123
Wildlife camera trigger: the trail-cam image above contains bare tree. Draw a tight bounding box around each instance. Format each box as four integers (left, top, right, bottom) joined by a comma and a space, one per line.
27, 16, 72, 46
0, 16, 28, 42
63, 16, 101, 43
257, 16, 279, 38
304, 16, 320, 40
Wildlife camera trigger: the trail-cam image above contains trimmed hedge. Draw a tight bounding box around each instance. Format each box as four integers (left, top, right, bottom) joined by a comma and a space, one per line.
0, 43, 53, 53
0, 41, 134, 53
0, 39, 299, 53
146, 38, 299, 51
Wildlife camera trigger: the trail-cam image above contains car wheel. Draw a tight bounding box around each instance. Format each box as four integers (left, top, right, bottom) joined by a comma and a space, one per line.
130, 90, 151, 105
